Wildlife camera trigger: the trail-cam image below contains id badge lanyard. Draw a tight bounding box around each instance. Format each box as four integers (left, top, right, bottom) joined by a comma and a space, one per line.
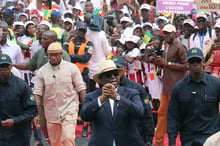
198, 33, 204, 49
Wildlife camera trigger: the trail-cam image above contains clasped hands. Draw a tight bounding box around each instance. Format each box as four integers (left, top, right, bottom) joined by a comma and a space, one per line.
100, 83, 119, 104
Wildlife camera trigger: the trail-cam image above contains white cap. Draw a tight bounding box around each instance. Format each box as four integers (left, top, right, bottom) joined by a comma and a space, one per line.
18, 1, 25, 7
13, 21, 24, 28
163, 24, 176, 33
64, 10, 72, 16
24, 21, 35, 28
73, 3, 82, 11
156, 16, 169, 24
214, 21, 220, 29
40, 21, 52, 28
118, 38, 126, 45
142, 22, 153, 28
64, 18, 73, 25
30, 14, 39, 21
152, 24, 160, 30
196, 13, 208, 20
140, 4, 151, 11
120, 16, 133, 23
125, 35, 140, 44
18, 12, 28, 18
216, 18, 220, 23
183, 19, 194, 27
133, 24, 142, 31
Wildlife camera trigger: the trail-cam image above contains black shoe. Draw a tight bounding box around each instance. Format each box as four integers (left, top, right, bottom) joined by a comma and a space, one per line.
81, 126, 88, 137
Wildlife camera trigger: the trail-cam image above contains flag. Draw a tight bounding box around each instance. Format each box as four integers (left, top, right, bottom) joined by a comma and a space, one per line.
93, 8, 100, 14
143, 31, 152, 44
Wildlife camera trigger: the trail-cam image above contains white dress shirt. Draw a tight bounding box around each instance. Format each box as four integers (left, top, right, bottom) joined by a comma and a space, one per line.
1, 39, 23, 64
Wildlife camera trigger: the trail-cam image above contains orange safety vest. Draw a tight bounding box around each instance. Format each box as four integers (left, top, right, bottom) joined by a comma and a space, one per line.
68, 38, 89, 73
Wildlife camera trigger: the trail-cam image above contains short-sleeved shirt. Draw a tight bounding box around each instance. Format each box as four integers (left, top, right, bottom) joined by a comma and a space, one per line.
34, 60, 86, 123
26, 48, 71, 71
86, 30, 112, 79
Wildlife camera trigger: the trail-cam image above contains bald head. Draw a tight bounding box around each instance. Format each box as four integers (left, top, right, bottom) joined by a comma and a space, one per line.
41, 30, 57, 49
0, 21, 9, 28
0, 21, 9, 45
39, 24, 50, 31
44, 30, 57, 41
84, 13, 92, 25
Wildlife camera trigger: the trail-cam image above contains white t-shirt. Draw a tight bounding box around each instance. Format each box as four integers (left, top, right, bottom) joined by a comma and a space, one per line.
91, 0, 103, 10
86, 29, 112, 79
190, 28, 216, 52
123, 48, 141, 74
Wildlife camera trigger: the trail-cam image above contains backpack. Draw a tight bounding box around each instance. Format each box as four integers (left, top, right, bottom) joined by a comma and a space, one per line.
89, 14, 103, 31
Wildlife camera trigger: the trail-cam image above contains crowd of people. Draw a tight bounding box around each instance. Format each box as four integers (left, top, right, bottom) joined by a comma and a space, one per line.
0, 0, 220, 146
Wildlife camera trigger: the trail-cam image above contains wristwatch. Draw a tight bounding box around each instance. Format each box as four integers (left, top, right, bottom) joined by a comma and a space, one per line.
116, 95, 120, 101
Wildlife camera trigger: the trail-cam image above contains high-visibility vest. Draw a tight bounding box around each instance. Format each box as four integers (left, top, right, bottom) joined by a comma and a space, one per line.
68, 38, 89, 73
8, 28, 17, 44
50, 26, 63, 45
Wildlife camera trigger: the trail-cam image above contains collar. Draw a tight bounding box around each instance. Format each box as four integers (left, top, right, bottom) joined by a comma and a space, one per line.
198, 28, 208, 36
187, 72, 208, 85
50, 59, 63, 71
0, 39, 13, 47
0, 74, 14, 85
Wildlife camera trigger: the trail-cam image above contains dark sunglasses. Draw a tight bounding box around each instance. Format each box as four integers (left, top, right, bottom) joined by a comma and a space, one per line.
101, 70, 119, 78
197, 19, 206, 23
188, 58, 202, 64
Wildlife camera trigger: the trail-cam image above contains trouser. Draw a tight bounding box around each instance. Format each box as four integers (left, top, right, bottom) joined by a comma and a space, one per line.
33, 124, 42, 141
47, 113, 78, 146
155, 93, 170, 144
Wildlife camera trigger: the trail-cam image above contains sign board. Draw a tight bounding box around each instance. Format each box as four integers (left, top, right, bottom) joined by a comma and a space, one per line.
117, 0, 128, 4
195, 0, 220, 11
156, 0, 194, 14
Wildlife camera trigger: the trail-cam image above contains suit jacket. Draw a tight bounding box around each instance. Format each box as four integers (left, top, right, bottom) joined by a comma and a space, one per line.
80, 86, 145, 146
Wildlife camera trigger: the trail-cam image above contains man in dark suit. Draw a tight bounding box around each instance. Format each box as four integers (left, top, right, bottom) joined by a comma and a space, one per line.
80, 60, 145, 146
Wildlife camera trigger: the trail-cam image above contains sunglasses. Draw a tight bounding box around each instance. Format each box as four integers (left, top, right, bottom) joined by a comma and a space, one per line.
197, 19, 206, 23
101, 70, 119, 78
188, 58, 202, 64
